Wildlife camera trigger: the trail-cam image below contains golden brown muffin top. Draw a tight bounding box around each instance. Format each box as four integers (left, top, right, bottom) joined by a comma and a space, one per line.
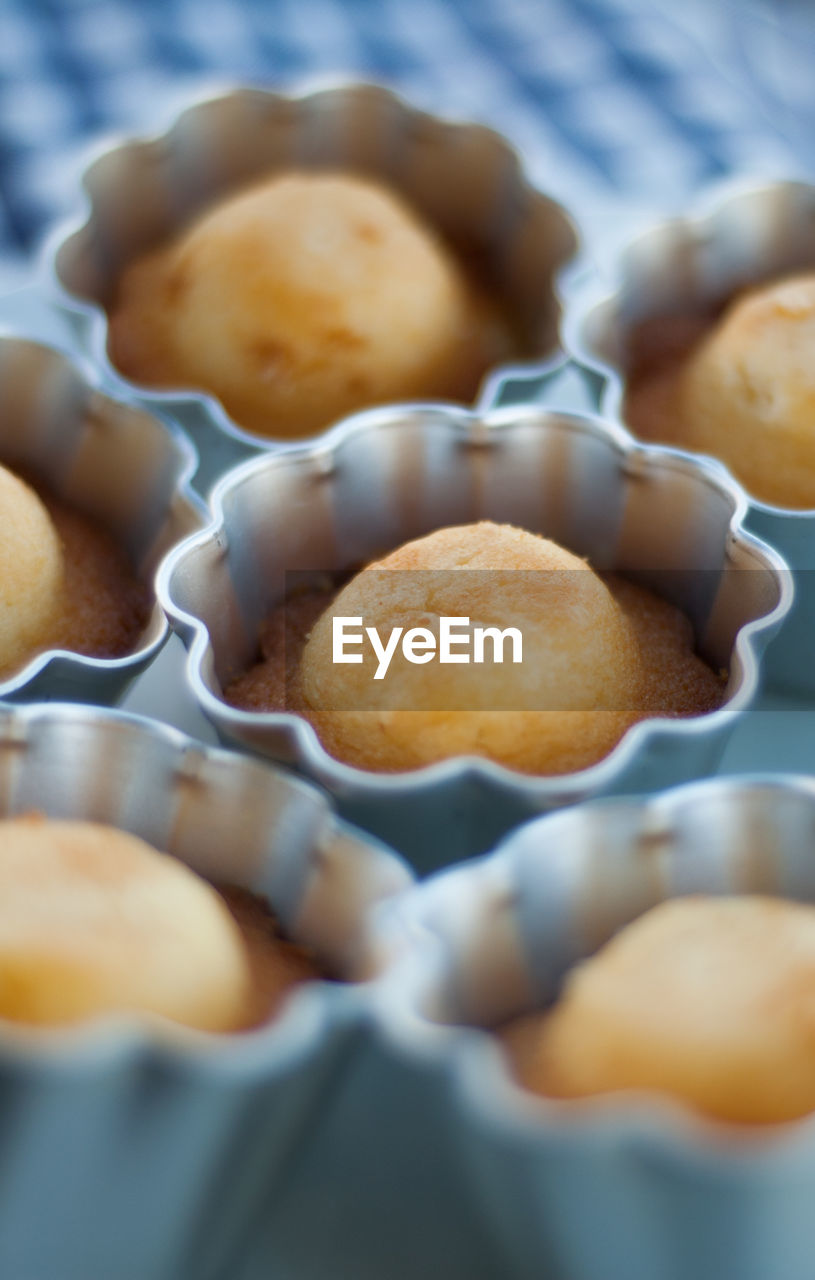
0, 815, 253, 1033
502, 894, 815, 1125
226, 521, 724, 776
0, 464, 64, 675
109, 170, 513, 438
625, 272, 815, 508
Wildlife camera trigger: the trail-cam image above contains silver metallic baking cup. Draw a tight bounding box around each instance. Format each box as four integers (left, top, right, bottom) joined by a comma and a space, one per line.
562, 177, 815, 699
0, 333, 206, 705
42, 78, 579, 491
0, 701, 411, 1280
374, 774, 815, 1280
157, 401, 791, 871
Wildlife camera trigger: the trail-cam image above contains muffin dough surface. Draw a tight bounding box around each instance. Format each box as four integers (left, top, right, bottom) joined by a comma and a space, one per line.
109, 171, 512, 438
502, 895, 815, 1125
0, 462, 151, 681
299, 522, 643, 773
625, 273, 815, 509
0, 816, 252, 1032
227, 521, 725, 775
0, 466, 64, 674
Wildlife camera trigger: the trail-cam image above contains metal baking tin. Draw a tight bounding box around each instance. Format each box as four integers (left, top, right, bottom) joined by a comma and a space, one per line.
373, 774, 815, 1280
0, 334, 206, 706
0, 701, 411, 1280
41, 78, 579, 492
156, 402, 791, 872
562, 177, 815, 700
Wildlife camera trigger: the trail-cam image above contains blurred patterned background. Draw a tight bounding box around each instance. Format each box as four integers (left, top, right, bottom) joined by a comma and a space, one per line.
0, 0, 810, 276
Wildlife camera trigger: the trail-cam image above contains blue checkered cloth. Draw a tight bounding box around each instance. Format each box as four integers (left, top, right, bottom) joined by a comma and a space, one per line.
0, 0, 807, 266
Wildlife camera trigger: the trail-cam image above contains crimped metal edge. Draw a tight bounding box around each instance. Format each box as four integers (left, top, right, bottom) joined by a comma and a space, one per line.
0, 330, 207, 704
156, 400, 792, 807
375, 771, 815, 1158
561, 173, 815, 520
39, 76, 581, 472
0, 699, 413, 1073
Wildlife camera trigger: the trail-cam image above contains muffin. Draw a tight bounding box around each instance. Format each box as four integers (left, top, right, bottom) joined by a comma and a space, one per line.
681, 275, 815, 508
108, 171, 513, 438
625, 273, 815, 509
501, 895, 815, 1125
0, 815, 319, 1033
0, 466, 64, 675
226, 521, 725, 774
0, 461, 150, 680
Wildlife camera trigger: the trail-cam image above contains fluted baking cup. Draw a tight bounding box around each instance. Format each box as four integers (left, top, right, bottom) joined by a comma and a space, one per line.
377, 774, 815, 1280
0, 701, 411, 1280
158, 401, 790, 870
0, 333, 205, 705
44, 79, 579, 491
563, 177, 815, 699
